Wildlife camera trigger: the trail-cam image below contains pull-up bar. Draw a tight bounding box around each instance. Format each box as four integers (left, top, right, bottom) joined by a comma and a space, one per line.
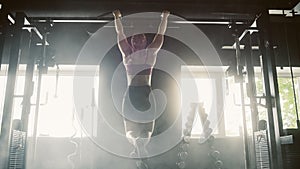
29, 17, 246, 25
7, 13, 49, 44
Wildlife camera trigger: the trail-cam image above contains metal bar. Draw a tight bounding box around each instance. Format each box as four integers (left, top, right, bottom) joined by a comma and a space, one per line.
31, 29, 48, 165
22, 26, 45, 42
0, 9, 10, 70
0, 33, 4, 70
245, 32, 259, 132
234, 34, 250, 169
28, 17, 246, 25
244, 31, 259, 169
231, 18, 258, 48
257, 10, 283, 169
215, 76, 225, 136
20, 30, 35, 131
283, 23, 300, 128
20, 30, 35, 169
0, 12, 25, 169
0, 22, 5, 70
240, 81, 250, 169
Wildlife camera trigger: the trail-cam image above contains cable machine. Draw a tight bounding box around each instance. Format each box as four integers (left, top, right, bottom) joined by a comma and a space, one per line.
0, 5, 296, 169
0, 11, 52, 169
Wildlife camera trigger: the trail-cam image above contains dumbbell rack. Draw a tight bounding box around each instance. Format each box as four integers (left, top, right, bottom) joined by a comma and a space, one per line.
8, 130, 26, 169
176, 102, 224, 169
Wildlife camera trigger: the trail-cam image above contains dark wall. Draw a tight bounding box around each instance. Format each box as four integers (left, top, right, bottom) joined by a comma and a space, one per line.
271, 22, 300, 67
282, 129, 300, 169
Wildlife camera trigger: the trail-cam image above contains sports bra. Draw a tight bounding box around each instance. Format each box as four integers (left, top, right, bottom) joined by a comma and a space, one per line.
124, 51, 153, 76
125, 63, 153, 75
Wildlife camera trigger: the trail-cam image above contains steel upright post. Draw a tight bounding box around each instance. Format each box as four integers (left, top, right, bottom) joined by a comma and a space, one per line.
0, 12, 25, 169
257, 10, 283, 169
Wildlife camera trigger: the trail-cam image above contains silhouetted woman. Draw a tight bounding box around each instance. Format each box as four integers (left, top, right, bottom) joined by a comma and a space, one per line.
113, 10, 169, 157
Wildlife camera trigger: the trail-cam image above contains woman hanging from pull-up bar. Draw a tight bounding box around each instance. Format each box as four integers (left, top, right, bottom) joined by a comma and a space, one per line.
113, 10, 169, 157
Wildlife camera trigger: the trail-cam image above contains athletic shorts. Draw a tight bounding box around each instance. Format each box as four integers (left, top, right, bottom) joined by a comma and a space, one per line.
122, 85, 156, 133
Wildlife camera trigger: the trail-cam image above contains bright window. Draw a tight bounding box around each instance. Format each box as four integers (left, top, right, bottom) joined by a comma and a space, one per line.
276, 67, 300, 129
181, 78, 218, 137
33, 66, 99, 137
181, 66, 231, 137
181, 66, 256, 137
0, 65, 99, 137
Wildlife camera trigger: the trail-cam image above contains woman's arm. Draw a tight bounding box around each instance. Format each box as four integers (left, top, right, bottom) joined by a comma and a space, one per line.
113, 10, 132, 56
147, 10, 170, 53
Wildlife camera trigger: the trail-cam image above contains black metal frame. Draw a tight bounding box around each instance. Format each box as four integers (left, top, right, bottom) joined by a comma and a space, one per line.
244, 31, 259, 169
0, 11, 47, 169
0, 6, 292, 169
257, 10, 284, 169
0, 12, 25, 169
